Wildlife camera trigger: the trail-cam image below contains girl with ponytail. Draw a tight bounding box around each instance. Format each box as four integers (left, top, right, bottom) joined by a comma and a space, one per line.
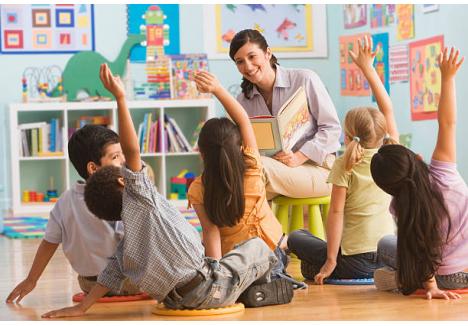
187, 71, 284, 262
371, 47, 467, 299
288, 35, 397, 283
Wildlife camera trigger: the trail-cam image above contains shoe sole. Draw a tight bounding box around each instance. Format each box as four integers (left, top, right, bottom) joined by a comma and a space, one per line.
300, 260, 317, 280
374, 268, 398, 291
238, 278, 294, 307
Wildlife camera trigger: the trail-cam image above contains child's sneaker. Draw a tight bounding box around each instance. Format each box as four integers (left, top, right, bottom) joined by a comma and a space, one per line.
238, 278, 294, 307
374, 267, 398, 291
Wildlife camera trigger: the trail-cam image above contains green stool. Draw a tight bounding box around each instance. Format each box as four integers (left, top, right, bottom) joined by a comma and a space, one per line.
273, 196, 331, 240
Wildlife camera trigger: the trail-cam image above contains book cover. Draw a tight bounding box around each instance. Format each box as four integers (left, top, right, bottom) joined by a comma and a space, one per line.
250, 86, 310, 156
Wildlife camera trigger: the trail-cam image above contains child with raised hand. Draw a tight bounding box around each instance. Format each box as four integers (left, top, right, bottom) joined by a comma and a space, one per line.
287, 35, 397, 284
189, 71, 303, 289
371, 47, 467, 299
6, 125, 139, 304
41, 64, 290, 318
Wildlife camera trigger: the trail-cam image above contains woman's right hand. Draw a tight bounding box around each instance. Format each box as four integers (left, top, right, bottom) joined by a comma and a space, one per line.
314, 258, 337, 285
194, 71, 221, 94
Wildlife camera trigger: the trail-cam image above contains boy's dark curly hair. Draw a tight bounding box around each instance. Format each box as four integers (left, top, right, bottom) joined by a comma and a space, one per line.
84, 165, 123, 221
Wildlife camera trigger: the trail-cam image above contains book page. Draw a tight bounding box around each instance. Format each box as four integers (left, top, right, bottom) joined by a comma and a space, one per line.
277, 87, 311, 151
252, 122, 276, 150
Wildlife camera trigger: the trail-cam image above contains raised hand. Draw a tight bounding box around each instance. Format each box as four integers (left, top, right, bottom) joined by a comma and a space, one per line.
6, 279, 36, 303
439, 47, 464, 80
99, 63, 126, 100
194, 71, 221, 94
349, 34, 378, 72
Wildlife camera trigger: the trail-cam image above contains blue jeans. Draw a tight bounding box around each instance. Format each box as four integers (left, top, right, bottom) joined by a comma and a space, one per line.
377, 234, 468, 290
288, 229, 383, 279
163, 237, 277, 309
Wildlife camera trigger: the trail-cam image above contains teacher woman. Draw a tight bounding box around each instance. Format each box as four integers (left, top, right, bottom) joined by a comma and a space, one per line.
229, 29, 342, 200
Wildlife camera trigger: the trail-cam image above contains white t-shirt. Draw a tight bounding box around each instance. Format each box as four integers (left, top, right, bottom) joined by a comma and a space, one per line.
44, 181, 123, 276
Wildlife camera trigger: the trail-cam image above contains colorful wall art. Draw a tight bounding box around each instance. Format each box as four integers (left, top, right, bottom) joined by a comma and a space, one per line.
0, 4, 94, 54
203, 4, 327, 58
396, 4, 414, 41
339, 33, 371, 96
409, 35, 444, 121
370, 5, 395, 28
390, 44, 409, 84
344, 4, 367, 29
372, 32, 390, 100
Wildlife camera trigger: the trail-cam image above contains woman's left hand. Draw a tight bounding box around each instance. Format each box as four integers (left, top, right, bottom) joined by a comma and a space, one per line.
273, 151, 308, 167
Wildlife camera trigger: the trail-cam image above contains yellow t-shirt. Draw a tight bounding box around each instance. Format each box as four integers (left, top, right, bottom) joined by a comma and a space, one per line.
327, 148, 395, 255
187, 146, 283, 256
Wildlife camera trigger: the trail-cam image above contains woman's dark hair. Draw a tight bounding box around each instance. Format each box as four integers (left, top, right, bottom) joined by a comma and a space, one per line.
229, 29, 278, 99
197, 118, 246, 227
370, 144, 451, 295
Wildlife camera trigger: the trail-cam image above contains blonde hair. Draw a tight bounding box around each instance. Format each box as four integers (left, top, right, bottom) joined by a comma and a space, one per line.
343, 107, 397, 171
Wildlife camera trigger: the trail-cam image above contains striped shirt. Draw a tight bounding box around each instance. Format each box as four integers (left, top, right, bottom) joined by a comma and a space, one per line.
97, 164, 205, 301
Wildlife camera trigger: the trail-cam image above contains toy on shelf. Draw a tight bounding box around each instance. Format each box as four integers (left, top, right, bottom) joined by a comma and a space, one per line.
22, 177, 59, 204
22, 65, 66, 103
170, 169, 195, 200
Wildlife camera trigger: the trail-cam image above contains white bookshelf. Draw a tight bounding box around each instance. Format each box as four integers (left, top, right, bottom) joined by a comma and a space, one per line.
9, 99, 215, 215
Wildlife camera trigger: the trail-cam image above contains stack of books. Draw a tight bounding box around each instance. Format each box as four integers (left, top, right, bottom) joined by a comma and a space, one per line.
19, 119, 62, 157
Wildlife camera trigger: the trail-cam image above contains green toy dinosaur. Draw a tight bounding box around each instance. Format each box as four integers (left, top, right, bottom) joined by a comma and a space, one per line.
62, 34, 145, 100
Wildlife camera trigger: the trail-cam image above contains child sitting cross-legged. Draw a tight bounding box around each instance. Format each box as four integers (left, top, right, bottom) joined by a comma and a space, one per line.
6, 125, 139, 304
371, 47, 467, 299
41, 64, 292, 318
287, 35, 397, 284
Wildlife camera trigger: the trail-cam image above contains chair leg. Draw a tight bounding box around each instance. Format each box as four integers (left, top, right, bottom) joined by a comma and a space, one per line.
308, 205, 325, 240
290, 205, 304, 233
276, 204, 289, 234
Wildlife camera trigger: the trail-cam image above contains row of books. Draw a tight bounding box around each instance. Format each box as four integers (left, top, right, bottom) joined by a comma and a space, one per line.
68, 115, 111, 139
137, 113, 193, 153
19, 119, 62, 157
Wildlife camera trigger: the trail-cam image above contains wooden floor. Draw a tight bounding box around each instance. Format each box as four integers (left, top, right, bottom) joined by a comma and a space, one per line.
1, 236, 467, 321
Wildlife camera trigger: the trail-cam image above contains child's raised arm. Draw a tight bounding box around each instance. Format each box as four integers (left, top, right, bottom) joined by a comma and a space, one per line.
194, 71, 257, 150
349, 35, 399, 142
99, 64, 142, 172
432, 47, 464, 163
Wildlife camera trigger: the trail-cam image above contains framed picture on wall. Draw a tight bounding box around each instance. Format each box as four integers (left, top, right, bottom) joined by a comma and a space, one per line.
409, 35, 444, 121
203, 4, 327, 59
0, 4, 95, 54
343, 4, 367, 29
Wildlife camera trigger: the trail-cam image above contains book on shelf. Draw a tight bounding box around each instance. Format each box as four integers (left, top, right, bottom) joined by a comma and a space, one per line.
18, 119, 62, 157
250, 86, 311, 156
68, 115, 112, 139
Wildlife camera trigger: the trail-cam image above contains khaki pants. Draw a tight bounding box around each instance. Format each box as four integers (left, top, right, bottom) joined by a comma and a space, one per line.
78, 275, 141, 296
261, 154, 335, 200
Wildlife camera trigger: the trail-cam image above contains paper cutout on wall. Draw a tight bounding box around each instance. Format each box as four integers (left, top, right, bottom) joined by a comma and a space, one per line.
344, 4, 367, 29
372, 33, 389, 101
0, 4, 94, 54
339, 33, 371, 96
390, 44, 409, 84
396, 4, 414, 41
370, 5, 395, 28
409, 35, 444, 121
127, 4, 180, 62
422, 4, 439, 13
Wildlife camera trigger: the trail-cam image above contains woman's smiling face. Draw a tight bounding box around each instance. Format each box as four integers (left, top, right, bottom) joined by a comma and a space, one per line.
233, 41, 273, 85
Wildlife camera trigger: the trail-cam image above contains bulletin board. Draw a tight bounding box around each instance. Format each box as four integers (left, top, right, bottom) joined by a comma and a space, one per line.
339, 33, 371, 96
203, 4, 327, 59
409, 35, 444, 121
0, 4, 94, 54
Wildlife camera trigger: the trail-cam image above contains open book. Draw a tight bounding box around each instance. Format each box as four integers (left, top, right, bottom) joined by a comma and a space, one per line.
250, 86, 311, 156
